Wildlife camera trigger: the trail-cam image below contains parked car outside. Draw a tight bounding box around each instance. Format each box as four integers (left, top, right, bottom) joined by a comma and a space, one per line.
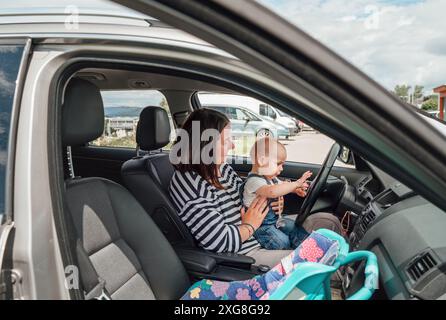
204, 104, 291, 139
261, 105, 299, 135
198, 93, 297, 136
427, 110, 440, 119
275, 107, 303, 133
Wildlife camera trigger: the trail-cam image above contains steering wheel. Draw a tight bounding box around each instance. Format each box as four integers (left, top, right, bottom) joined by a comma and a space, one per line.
295, 143, 341, 226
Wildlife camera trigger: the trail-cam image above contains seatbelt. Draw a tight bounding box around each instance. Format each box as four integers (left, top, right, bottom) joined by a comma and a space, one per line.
76, 240, 112, 300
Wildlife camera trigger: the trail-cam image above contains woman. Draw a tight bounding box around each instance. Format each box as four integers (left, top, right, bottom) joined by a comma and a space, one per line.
169, 108, 342, 267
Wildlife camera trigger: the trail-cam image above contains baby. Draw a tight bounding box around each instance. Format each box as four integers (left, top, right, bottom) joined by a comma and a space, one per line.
241, 137, 312, 250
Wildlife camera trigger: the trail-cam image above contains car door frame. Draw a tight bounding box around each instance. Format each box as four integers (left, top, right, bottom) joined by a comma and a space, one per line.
0, 38, 32, 300
112, 0, 446, 213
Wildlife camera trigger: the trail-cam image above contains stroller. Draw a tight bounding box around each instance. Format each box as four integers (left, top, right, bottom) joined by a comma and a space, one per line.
182, 229, 379, 300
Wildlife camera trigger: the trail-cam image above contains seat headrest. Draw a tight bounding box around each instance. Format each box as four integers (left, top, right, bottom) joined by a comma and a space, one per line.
62, 78, 104, 146
136, 106, 171, 151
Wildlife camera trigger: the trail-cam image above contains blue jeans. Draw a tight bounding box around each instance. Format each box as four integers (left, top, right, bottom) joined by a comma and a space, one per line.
254, 216, 309, 250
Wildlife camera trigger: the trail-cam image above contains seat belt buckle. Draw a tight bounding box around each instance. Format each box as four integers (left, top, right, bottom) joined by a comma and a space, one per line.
85, 278, 111, 300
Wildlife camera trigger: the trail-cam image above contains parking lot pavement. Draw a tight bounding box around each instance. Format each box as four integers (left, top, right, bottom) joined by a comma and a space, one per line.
231, 131, 351, 168
279, 131, 343, 166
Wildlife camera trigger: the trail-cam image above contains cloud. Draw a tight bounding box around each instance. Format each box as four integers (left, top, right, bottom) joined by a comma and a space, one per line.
259, 0, 446, 92
0, 46, 19, 53
0, 151, 6, 167
0, 70, 15, 97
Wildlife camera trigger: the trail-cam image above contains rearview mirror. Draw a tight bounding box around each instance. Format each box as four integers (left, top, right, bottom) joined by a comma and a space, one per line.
338, 146, 354, 165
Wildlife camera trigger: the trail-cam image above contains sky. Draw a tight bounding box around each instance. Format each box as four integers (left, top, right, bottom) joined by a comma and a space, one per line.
259, 0, 446, 94
1, 0, 443, 98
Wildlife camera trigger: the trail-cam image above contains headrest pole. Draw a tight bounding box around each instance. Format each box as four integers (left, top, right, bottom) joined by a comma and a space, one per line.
136, 145, 141, 157
66, 146, 75, 179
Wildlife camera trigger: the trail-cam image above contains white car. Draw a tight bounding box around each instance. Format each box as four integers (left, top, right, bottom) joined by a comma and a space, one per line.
258, 104, 298, 135
199, 93, 297, 136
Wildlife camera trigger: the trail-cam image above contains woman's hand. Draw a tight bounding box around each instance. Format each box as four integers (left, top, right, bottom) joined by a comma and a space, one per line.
241, 196, 269, 230
271, 196, 284, 215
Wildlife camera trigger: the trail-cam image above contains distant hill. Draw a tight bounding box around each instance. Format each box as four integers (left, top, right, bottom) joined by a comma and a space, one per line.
105, 107, 143, 118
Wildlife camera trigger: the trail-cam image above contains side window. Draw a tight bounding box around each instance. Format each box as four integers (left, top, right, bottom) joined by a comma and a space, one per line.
196, 92, 353, 167
259, 104, 268, 116
242, 110, 254, 121
235, 108, 249, 120
90, 90, 175, 149
0, 45, 25, 222
245, 110, 261, 121
267, 106, 276, 119
225, 107, 237, 120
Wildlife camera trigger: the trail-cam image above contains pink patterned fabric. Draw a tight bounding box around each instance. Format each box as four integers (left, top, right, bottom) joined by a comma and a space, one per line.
298, 238, 324, 262
236, 288, 251, 300
211, 281, 230, 297
181, 231, 340, 300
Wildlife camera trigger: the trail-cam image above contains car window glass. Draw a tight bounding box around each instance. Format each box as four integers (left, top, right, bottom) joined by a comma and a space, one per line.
90, 90, 175, 149
267, 106, 276, 118
235, 108, 248, 120
243, 109, 259, 121
0, 45, 24, 222
197, 92, 352, 167
225, 107, 237, 120
258, 0, 446, 127
259, 104, 268, 116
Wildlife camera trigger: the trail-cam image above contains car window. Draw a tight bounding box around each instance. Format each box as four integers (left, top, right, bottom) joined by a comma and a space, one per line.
267, 106, 276, 118
90, 90, 175, 149
224, 107, 238, 120
0, 45, 25, 222
243, 109, 261, 121
197, 92, 352, 167
259, 104, 268, 116
276, 108, 288, 117
234, 108, 249, 120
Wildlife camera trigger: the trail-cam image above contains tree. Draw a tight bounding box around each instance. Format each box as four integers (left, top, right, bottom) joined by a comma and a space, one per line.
413, 85, 424, 104
421, 96, 438, 111
393, 84, 411, 102
392, 84, 425, 106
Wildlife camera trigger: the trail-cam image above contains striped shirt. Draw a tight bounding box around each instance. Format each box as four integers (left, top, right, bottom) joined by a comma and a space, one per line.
169, 163, 260, 254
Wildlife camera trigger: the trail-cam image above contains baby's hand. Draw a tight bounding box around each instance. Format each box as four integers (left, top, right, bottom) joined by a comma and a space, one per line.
296, 171, 312, 186
295, 182, 309, 197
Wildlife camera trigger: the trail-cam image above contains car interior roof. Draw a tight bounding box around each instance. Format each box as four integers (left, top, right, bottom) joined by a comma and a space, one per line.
75, 68, 235, 93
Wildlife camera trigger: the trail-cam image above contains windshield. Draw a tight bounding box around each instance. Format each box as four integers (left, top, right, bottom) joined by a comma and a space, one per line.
243, 109, 261, 121
257, 0, 446, 127
275, 107, 289, 117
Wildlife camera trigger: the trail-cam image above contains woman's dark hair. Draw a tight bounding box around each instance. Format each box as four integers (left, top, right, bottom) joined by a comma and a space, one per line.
172, 108, 230, 189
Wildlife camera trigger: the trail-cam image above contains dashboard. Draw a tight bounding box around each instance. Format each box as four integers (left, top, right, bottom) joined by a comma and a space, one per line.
343, 171, 446, 300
